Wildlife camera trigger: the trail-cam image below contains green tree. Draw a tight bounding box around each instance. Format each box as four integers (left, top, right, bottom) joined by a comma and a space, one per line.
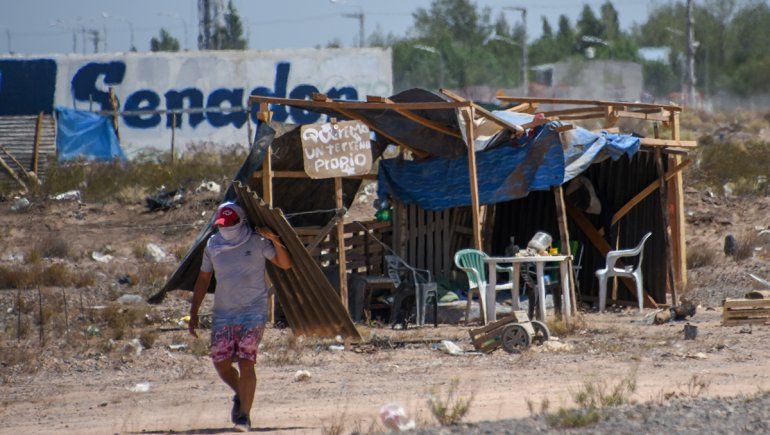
150, 28, 180, 52
556, 15, 576, 55
600, 1, 620, 40
577, 5, 604, 39
212, 0, 247, 50
541, 16, 554, 40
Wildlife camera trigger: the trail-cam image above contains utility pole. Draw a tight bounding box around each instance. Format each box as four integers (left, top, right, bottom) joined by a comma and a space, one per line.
504, 7, 528, 95
342, 11, 365, 48
89, 29, 101, 53
686, 0, 696, 106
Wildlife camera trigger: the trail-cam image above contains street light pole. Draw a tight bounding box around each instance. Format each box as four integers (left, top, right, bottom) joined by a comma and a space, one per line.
341, 11, 365, 48
685, 0, 696, 106
504, 7, 527, 95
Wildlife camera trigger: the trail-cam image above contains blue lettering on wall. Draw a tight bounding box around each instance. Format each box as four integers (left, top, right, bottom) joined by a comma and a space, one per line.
0, 59, 57, 116
249, 62, 290, 123
164, 88, 205, 128
123, 90, 161, 128
0, 57, 365, 130
206, 88, 247, 128
70, 61, 126, 111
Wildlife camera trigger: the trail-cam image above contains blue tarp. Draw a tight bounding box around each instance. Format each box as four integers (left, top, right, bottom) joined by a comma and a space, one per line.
377, 119, 640, 211
56, 107, 125, 161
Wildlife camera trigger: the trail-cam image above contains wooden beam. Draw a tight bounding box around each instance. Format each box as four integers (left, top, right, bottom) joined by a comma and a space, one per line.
252, 170, 377, 180
611, 159, 692, 226
557, 112, 607, 121
494, 94, 682, 111
555, 124, 575, 133
32, 112, 43, 174
463, 107, 483, 250
616, 110, 670, 122
669, 112, 688, 294
655, 147, 678, 306
0, 145, 32, 180
565, 204, 657, 308
440, 88, 525, 136
366, 95, 462, 139
249, 95, 468, 110
334, 177, 349, 311
553, 186, 578, 318
0, 153, 27, 192
109, 87, 121, 142
505, 102, 537, 113
520, 118, 551, 129
639, 137, 697, 148
540, 106, 605, 117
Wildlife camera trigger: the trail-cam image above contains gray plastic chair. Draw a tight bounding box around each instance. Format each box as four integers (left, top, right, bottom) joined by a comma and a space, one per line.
596, 232, 652, 312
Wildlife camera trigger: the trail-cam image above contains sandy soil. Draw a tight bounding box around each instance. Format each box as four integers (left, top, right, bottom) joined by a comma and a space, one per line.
0, 189, 769, 434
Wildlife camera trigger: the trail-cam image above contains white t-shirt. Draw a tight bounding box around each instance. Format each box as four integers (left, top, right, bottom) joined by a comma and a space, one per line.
201, 232, 276, 322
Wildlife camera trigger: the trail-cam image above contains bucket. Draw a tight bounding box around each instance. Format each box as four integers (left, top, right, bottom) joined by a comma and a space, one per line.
683, 323, 698, 340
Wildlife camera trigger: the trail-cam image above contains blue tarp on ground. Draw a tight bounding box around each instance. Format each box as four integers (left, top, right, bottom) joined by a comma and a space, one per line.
377, 118, 640, 211
56, 107, 125, 161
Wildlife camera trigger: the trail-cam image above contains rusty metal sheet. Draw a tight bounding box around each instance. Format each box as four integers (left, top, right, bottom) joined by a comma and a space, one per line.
233, 181, 361, 340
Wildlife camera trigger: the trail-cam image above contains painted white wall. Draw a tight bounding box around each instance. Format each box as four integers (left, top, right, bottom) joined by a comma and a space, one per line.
50, 48, 392, 155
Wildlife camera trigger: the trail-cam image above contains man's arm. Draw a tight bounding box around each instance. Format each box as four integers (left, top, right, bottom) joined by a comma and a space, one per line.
259, 227, 292, 270
188, 271, 212, 337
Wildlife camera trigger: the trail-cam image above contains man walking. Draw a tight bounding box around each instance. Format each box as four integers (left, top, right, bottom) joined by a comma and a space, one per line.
189, 202, 292, 431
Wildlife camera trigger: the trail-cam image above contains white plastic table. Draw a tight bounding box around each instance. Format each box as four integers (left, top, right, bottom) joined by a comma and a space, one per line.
483, 255, 572, 323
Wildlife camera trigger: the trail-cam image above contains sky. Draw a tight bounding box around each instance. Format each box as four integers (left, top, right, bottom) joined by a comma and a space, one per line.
0, 0, 660, 56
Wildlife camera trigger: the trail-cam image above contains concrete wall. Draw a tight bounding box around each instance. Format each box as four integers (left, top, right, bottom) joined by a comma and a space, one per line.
0, 48, 392, 155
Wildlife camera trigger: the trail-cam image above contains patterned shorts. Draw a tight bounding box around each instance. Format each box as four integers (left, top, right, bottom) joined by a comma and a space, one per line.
210, 324, 265, 363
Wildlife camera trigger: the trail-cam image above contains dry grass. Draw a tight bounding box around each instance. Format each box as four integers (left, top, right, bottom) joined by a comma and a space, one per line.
692, 136, 770, 196
546, 313, 590, 337
97, 304, 149, 340
261, 333, 308, 366
0, 263, 73, 289
734, 231, 760, 261
687, 243, 716, 269
545, 369, 637, 429
427, 378, 474, 426
656, 373, 712, 403
139, 330, 157, 349
41, 145, 245, 203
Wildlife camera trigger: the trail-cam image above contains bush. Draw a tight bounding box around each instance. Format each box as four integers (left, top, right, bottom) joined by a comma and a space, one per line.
428, 378, 474, 426
687, 243, 715, 269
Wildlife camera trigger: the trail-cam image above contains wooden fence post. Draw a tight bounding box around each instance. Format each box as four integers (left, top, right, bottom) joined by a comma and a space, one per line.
335, 177, 349, 311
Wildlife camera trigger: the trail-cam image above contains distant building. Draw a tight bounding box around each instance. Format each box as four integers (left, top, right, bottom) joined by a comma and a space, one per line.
637, 47, 671, 64
529, 60, 643, 102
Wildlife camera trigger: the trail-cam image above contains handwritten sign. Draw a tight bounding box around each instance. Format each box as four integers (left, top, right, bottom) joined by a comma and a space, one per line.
301, 120, 373, 179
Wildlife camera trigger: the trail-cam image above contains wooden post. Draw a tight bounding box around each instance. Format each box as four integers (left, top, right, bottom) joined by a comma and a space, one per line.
170, 113, 177, 165
463, 106, 483, 250
259, 104, 276, 323
16, 289, 21, 342
37, 287, 44, 347
669, 112, 688, 291
655, 147, 678, 306
109, 87, 121, 142
32, 112, 43, 174
80, 291, 88, 344
553, 186, 577, 318
61, 288, 69, 337
0, 154, 27, 192
335, 177, 349, 311
246, 102, 254, 147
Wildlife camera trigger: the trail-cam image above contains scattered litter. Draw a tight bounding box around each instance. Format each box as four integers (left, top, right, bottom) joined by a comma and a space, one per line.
687, 352, 708, 360
117, 275, 133, 286
145, 186, 185, 212
128, 382, 151, 393
178, 315, 191, 327
748, 274, 770, 290
724, 234, 737, 256
116, 294, 143, 304
683, 323, 698, 340
293, 370, 312, 382
739, 326, 752, 334
127, 339, 143, 356
379, 403, 415, 432
144, 243, 167, 262
532, 340, 574, 353
196, 180, 221, 193
328, 345, 345, 352
99, 402, 108, 407
10, 198, 30, 212
91, 251, 114, 263
334, 335, 344, 343
50, 190, 81, 201
86, 325, 101, 337
2, 252, 24, 262
168, 344, 188, 351
439, 340, 463, 356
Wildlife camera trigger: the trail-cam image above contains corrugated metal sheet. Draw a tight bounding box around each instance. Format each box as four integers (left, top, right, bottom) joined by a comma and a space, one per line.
234, 181, 361, 340
0, 115, 56, 188
492, 152, 668, 303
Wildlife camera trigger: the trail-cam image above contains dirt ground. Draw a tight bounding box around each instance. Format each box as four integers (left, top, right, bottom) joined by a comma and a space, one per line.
0, 187, 769, 434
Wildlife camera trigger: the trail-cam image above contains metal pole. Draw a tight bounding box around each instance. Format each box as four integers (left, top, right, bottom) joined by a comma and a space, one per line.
686, 0, 696, 106
359, 13, 365, 48
521, 8, 528, 95
4, 28, 10, 54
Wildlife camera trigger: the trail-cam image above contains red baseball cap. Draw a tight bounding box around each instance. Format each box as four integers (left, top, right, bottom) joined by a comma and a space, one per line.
214, 206, 240, 227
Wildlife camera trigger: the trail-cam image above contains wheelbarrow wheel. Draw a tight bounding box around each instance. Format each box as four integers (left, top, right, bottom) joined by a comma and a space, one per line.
530, 320, 550, 345
501, 324, 531, 353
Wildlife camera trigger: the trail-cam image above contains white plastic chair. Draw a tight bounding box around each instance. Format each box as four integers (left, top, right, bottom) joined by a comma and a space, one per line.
596, 232, 652, 312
